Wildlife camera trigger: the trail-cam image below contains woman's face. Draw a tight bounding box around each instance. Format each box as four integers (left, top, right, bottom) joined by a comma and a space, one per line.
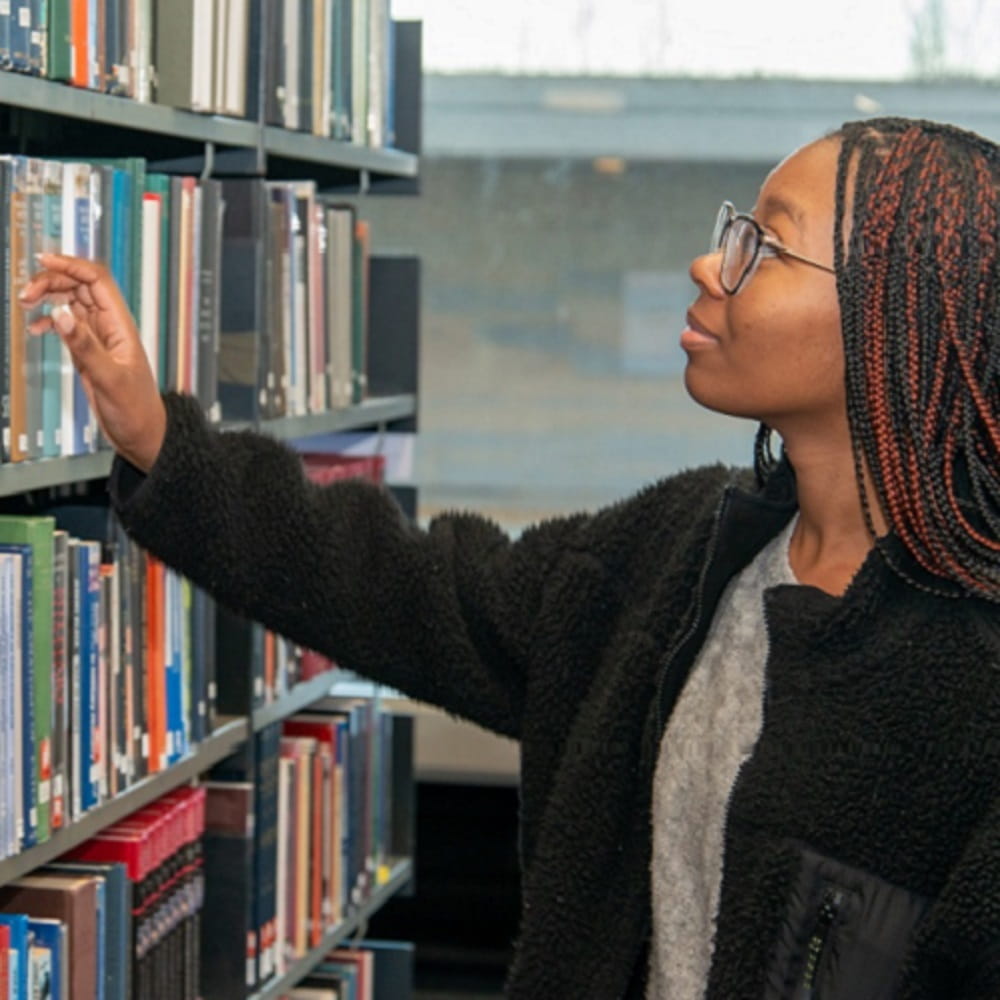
682, 138, 846, 438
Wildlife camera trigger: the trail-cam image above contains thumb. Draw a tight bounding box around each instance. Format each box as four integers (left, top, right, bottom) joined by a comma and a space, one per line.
51, 302, 76, 336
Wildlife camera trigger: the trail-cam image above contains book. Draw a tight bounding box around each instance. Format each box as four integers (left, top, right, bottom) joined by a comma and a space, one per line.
0, 543, 35, 852
199, 781, 256, 998
0, 913, 30, 1000
0, 872, 100, 1000
43, 862, 128, 1000
0, 516, 55, 846
218, 179, 269, 423
27, 919, 65, 1000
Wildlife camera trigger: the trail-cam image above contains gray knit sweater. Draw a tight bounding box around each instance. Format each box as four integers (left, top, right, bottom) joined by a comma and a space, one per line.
648, 516, 798, 999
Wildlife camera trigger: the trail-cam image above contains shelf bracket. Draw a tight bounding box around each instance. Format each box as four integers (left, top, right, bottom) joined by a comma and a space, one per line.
359, 167, 371, 196
201, 140, 216, 180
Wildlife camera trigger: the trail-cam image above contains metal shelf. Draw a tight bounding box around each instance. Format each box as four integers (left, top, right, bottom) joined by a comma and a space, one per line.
252, 670, 340, 732
263, 127, 419, 178
0, 73, 419, 179
0, 450, 115, 498
249, 859, 414, 1000
0, 72, 259, 146
257, 394, 417, 441
0, 717, 249, 885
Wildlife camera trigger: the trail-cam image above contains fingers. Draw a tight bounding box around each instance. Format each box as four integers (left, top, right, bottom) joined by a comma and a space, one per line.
19, 254, 121, 312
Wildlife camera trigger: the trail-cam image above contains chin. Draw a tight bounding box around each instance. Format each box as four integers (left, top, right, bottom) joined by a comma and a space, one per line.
682, 365, 761, 422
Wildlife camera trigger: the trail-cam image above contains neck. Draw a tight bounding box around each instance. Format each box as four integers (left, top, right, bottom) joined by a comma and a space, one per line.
778, 421, 888, 595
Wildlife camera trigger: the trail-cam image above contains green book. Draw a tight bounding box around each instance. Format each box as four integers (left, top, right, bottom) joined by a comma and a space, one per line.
47, 0, 72, 82
0, 515, 55, 844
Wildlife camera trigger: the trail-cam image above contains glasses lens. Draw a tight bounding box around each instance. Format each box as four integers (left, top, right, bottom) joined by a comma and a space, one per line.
710, 203, 731, 254
721, 217, 759, 293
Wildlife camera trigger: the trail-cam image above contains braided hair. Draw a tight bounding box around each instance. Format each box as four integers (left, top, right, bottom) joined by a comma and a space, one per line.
827, 117, 1000, 601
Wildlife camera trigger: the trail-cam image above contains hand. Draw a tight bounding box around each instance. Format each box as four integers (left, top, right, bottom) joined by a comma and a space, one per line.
19, 253, 167, 473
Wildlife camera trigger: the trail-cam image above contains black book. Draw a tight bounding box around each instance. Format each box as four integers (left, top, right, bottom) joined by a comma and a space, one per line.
245, 0, 264, 120
264, 0, 284, 126
218, 179, 269, 424
200, 781, 256, 999
196, 178, 224, 423
215, 602, 265, 715
298, 0, 314, 132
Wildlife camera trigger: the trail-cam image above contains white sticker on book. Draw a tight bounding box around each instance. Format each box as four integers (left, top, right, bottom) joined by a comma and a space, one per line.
18, 5, 29, 27
39, 781, 50, 805
0, 3, 11, 18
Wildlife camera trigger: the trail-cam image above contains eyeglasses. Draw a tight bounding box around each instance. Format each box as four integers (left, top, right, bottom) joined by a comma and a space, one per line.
710, 201, 836, 294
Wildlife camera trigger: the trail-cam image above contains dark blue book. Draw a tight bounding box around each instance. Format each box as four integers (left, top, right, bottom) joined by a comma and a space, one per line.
0, 913, 31, 1000
44, 861, 129, 1000
363, 939, 415, 1000
67, 539, 100, 814
0, 544, 36, 851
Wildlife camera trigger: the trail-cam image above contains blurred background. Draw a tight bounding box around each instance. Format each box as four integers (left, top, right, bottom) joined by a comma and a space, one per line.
357, 0, 1000, 534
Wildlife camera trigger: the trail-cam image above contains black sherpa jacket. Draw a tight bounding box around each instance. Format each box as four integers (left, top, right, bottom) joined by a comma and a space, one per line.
109, 393, 1000, 1000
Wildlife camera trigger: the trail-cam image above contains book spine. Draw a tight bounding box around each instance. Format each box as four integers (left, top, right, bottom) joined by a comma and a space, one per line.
10, 0, 30, 71
50, 531, 69, 830
28, 0, 44, 74
41, 162, 64, 459
0, 159, 12, 464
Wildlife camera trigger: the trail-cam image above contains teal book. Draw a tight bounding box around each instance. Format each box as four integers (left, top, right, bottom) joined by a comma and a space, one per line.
46, 0, 71, 81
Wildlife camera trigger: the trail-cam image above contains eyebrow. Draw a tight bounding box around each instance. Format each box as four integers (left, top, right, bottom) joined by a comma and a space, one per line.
757, 193, 806, 233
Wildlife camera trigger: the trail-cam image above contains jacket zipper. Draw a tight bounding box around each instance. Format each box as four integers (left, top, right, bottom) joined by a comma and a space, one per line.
653, 486, 734, 733
798, 886, 844, 999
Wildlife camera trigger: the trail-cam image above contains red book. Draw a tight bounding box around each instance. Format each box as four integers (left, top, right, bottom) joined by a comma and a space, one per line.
0, 922, 9, 998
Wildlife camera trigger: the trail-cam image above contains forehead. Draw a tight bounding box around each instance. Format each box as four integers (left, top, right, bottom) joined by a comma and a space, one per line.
756, 138, 841, 221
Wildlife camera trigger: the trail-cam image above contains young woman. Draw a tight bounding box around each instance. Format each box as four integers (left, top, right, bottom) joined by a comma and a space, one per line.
20, 116, 1000, 999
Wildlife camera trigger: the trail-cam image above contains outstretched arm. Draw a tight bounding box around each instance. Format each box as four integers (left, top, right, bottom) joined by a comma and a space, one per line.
20, 254, 581, 738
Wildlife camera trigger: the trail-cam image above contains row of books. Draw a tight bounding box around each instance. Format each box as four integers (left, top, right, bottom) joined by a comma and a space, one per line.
1, 451, 382, 860
280, 940, 414, 1000
260, 0, 396, 145
0, 506, 218, 861
0, 1, 399, 147
0, 784, 206, 1000
2, 153, 375, 465
204, 700, 406, 998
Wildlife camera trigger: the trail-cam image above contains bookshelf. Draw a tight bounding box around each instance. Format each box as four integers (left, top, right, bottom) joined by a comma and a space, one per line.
250, 858, 415, 1000
0, 717, 249, 885
0, 5, 424, 997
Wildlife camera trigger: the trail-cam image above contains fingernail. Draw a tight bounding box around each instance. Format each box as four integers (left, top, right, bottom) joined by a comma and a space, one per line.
52, 302, 75, 334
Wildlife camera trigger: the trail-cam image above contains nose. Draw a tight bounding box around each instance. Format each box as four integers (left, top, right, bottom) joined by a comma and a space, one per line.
689, 250, 726, 299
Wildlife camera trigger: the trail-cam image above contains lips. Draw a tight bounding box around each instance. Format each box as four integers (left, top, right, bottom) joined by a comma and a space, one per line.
680, 310, 721, 350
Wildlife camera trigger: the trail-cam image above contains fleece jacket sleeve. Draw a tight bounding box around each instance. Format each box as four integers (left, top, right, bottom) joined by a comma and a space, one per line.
108, 392, 590, 739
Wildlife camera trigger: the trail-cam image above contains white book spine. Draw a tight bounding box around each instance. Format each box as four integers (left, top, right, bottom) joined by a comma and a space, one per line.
140, 195, 162, 385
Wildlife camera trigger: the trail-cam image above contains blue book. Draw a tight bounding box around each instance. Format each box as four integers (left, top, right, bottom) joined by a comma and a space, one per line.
43, 862, 127, 1000
9, 1, 30, 72
80, 541, 101, 812
0, 544, 36, 851
0, 913, 31, 1000
309, 961, 358, 1000
27, 919, 63, 1000
164, 572, 183, 767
